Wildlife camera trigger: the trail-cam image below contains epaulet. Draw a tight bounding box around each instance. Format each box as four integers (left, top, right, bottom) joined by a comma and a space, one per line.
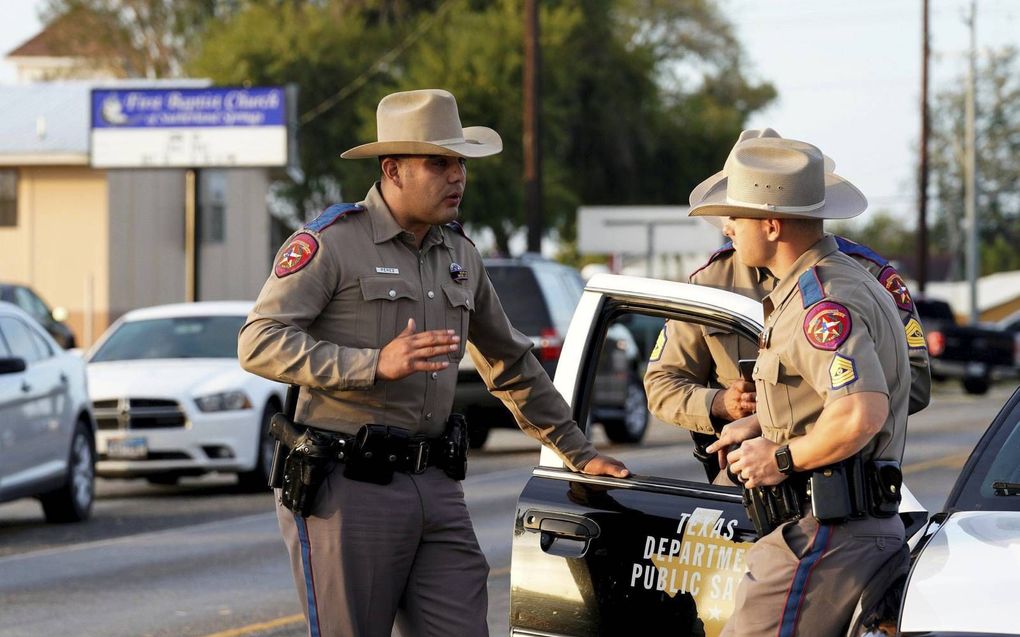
834, 235, 888, 268
445, 220, 474, 246
303, 203, 364, 233
798, 266, 825, 308
688, 241, 734, 281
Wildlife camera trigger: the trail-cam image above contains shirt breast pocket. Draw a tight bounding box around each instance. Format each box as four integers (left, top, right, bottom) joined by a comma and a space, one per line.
359, 276, 420, 347
442, 283, 474, 361
752, 349, 782, 434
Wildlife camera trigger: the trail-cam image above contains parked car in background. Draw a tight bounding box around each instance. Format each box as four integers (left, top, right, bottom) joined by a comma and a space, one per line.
915, 297, 1019, 395
85, 302, 285, 490
509, 274, 1020, 636
0, 301, 96, 523
998, 309, 1020, 335
452, 255, 648, 448
0, 283, 77, 349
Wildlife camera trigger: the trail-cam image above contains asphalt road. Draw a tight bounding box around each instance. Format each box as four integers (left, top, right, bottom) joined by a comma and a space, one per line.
0, 381, 1014, 637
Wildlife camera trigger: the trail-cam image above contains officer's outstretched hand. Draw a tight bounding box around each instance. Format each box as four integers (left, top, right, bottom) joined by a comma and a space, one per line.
706, 415, 761, 471
581, 453, 631, 478
377, 318, 461, 381
711, 381, 756, 421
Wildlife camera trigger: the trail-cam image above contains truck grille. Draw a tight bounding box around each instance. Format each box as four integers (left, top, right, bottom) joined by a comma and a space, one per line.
94, 398, 187, 430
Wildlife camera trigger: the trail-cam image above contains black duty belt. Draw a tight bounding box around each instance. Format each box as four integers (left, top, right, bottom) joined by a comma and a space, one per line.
296, 423, 444, 475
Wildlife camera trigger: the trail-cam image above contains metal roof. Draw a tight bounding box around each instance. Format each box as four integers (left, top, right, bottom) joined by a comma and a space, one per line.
0, 79, 210, 166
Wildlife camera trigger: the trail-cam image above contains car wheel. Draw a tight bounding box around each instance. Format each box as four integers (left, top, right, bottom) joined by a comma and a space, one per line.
602, 379, 649, 444
237, 403, 276, 492
962, 376, 990, 395
40, 419, 95, 523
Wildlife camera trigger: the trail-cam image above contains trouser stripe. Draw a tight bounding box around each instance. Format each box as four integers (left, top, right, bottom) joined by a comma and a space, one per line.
294, 514, 322, 637
778, 523, 832, 637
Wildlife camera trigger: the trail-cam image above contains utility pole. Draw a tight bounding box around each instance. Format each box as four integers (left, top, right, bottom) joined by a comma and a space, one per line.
964, 0, 979, 323
917, 0, 930, 293
523, 0, 543, 253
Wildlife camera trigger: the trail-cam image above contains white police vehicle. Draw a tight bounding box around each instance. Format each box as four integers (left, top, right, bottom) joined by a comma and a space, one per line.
509, 274, 1019, 637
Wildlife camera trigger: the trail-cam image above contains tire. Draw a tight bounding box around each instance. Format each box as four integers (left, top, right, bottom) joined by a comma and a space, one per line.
962, 376, 990, 395
40, 419, 95, 523
237, 403, 277, 492
602, 379, 649, 444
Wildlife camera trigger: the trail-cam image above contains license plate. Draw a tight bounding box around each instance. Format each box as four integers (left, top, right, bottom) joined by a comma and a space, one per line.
107, 436, 148, 459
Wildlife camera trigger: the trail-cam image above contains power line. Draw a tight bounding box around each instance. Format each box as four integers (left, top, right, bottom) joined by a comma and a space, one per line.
299, 0, 456, 126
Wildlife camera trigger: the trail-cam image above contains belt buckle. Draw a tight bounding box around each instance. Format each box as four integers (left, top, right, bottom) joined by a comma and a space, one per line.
410, 439, 429, 474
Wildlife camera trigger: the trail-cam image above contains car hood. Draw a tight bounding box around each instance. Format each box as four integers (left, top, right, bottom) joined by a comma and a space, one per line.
900, 510, 1020, 635
87, 359, 248, 400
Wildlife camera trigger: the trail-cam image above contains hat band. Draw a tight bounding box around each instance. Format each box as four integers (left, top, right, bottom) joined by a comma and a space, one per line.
426, 136, 467, 145
725, 195, 825, 213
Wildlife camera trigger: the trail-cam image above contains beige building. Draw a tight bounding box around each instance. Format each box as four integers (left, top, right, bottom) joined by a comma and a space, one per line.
0, 82, 273, 347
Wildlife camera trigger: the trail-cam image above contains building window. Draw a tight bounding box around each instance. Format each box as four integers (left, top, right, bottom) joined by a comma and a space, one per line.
0, 170, 17, 227
200, 170, 226, 243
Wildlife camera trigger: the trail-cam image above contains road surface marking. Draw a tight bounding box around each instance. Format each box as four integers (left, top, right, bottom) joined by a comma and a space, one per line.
200, 613, 304, 637
902, 451, 971, 475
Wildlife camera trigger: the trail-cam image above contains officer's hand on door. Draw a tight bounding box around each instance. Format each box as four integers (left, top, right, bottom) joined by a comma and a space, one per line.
581, 453, 631, 478
377, 318, 461, 381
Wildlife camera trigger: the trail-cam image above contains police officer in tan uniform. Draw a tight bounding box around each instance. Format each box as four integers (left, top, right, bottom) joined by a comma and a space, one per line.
644, 129, 930, 487
238, 89, 628, 637
687, 134, 911, 636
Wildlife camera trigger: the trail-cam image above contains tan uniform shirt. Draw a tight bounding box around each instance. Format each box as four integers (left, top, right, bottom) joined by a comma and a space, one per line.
238, 184, 597, 471
753, 235, 910, 461
644, 236, 930, 434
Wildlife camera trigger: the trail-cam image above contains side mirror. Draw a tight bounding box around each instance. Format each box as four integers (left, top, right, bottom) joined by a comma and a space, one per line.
52, 306, 69, 322
0, 357, 27, 375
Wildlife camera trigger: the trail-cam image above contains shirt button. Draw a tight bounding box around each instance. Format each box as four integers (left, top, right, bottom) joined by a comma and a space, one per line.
425, 413, 432, 420
431, 372, 438, 380
388, 289, 396, 298
427, 290, 435, 299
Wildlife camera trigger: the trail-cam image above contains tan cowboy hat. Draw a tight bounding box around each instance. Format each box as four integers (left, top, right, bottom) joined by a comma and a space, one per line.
341, 89, 503, 159
688, 129, 866, 220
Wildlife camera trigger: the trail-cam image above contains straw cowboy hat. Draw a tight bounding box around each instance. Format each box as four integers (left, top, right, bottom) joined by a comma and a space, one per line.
341, 89, 503, 159
688, 128, 867, 220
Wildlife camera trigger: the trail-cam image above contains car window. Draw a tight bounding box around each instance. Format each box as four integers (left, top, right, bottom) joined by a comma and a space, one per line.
582, 308, 758, 483
28, 327, 53, 358
90, 315, 246, 362
13, 287, 52, 324
0, 327, 11, 357
946, 389, 1020, 512
532, 266, 583, 336
0, 317, 43, 363
486, 266, 550, 336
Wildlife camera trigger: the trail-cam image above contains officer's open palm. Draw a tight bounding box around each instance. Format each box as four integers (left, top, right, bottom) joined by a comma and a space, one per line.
377, 318, 461, 381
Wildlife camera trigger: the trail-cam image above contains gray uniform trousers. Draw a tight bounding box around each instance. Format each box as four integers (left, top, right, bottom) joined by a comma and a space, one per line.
721, 511, 904, 637
276, 466, 490, 637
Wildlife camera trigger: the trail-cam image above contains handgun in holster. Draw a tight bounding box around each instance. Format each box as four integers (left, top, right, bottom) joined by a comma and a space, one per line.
441, 413, 469, 481
742, 480, 804, 537
267, 385, 300, 489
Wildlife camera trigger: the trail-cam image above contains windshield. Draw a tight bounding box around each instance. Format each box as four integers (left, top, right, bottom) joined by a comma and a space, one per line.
946, 387, 1020, 512
90, 315, 245, 362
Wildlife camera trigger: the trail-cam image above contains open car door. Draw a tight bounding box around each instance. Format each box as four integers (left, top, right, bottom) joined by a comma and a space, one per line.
508, 274, 928, 637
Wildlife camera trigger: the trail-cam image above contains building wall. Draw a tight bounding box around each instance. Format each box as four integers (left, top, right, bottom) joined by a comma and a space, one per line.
198, 169, 271, 301
106, 169, 187, 323
0, 166, 109, 346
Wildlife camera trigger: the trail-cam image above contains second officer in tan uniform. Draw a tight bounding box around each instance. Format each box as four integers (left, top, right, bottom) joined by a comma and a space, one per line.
645, 129, 930, 485
691, 133, 911, 636
238, 89, 628, 637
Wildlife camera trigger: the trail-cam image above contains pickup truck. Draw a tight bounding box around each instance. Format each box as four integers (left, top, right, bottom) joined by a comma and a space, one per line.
914, 297, 1019, 395
509, 273, 1020, 637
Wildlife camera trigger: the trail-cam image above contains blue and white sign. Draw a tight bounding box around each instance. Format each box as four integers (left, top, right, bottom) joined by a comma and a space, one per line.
90, 87, 289, 168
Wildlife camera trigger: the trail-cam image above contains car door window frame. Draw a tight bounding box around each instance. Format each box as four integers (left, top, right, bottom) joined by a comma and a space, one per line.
0, 316, 44, 364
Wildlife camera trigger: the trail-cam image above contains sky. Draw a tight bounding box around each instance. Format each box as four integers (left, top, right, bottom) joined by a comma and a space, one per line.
1, 0, 1018, 229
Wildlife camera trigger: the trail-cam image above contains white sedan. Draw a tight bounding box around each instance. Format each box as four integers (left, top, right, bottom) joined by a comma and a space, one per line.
86, 302, 285, 489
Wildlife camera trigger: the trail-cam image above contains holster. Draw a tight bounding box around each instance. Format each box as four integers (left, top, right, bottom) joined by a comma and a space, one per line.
743, 480, 805, 537
440, 413, 469, 481
342, 424, 410, 486
269, 413, 343, 517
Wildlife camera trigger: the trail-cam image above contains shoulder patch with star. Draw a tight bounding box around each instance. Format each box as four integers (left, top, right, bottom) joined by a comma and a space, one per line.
829, 353, 859, 389
904, 317, 927, 349
274, 233, 318, 278
803, 301, 853, 351
878, 265, 913, 312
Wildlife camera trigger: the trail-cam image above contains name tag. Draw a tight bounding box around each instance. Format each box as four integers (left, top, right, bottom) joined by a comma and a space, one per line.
376, 267, 399, 275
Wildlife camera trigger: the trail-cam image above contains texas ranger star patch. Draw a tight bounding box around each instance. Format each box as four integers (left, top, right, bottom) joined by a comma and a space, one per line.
879, 266, 913, 312
829, 353, 858, 389
904, 318, 927, 349
803, 301, 852, 351
274, 233, 318, 278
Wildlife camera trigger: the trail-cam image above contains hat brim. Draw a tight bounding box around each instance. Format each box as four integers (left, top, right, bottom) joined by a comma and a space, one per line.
340, 126, 503, 159
688, 171, 867, 220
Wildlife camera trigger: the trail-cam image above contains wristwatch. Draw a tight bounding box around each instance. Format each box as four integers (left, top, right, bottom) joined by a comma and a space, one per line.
774, 444, 795, 475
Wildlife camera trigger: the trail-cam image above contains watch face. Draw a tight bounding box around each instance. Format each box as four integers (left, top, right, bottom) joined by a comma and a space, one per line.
776, 446, 793, 473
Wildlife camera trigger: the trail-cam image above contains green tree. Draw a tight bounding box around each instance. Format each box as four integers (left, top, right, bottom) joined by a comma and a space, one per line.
830, 211, 914, 266
929, 46, 1020, 278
